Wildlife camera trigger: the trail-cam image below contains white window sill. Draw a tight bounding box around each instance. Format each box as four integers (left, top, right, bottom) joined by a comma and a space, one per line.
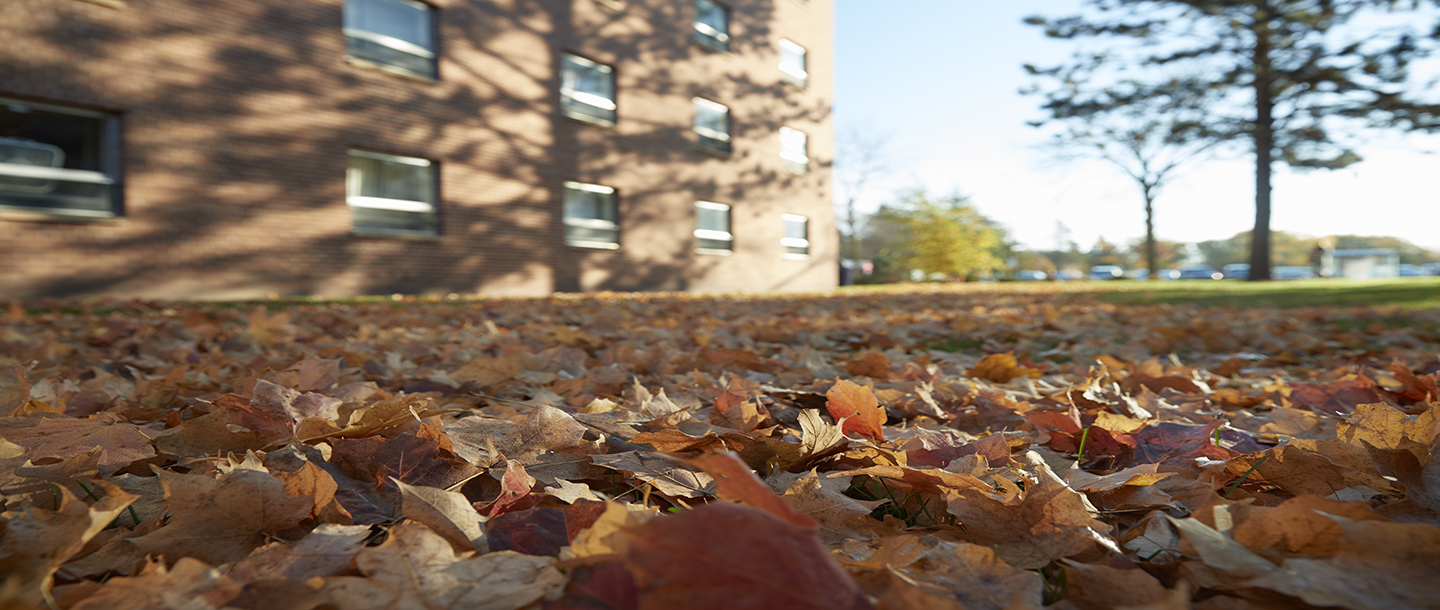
352, 228, 441, 241
783, 253, 811, 260
345, 56, 440, 85
566, 240, 620, 250
696, 248, 733, 256
0, 207, 123, 224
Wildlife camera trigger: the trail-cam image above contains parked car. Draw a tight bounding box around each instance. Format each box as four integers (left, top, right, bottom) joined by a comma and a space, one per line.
1398, 264, 1428, 277
1223, 263, 1250, 279
1088, 265, 1124, 280
1177, 265, 1223, 280
1014, 270, 1049, 281
1273, 266, 1317, 280
1157, 268, 1180, 280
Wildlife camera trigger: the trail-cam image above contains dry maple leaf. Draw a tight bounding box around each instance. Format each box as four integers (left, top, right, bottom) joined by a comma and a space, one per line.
943, 453, 1117, 569
0, 482, 136, 606
622, 502, 873, 610
966, 353, 1042, 384
68, 557, 240, 610
689, 451, 813, 527
590, 451, 715, 498
319, 523, 566, 610
826, 379, 886, 443
395, 479, 487, 552
130, 468, 314, 566
6, 413, 156, 473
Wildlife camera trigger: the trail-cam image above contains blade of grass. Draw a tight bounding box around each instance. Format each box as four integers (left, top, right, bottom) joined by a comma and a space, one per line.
1223, 455, 1270, 498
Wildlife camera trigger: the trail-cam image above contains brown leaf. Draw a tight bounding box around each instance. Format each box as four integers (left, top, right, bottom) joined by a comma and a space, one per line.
943, 453, 1116, 569
967, 353, 1042, 383
276, 357, 340, 393
1060, 560, 1179, 610
622, 502, 873, 610
826, 379, 886, 444
778, 470, 887, 544
228, 523, 371, 583
152, 410, 270, 459
0, 482, 136, 606
1336, 401, 1438, 462
1289, 376, 1386, 416
446, 404, 588, 467
6, 413, 156, 473
130, 468, 314, 566
689, 451, 813, 527
319, 524, 566, 610
590, 451, 714, 498
69, 557, 240, 610
396, 479, 487, 552
1245, 513, 1440, 610
846, 352, 893, 379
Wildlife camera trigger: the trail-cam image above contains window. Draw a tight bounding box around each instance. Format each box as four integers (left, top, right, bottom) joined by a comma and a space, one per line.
779, 39, 807, 87
346, 150, 437, 236
561, 54, 617, 126
563, 181, 619, 249
344, 0, 437, 79
782, 214, 809, 257
694, 201, 732, 254
693, 98, 732, 155
779, 126, 808, 174
693, 0, 730, 52
0, 99, 120, 217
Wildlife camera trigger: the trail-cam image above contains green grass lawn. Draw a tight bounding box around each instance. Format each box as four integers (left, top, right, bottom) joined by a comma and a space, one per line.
1070, 277, 1440, 309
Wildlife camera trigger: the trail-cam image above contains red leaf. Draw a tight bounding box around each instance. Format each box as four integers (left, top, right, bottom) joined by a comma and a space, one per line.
622, 503, 873, 610
488, 507, 568, 556
478, 459, 538, 518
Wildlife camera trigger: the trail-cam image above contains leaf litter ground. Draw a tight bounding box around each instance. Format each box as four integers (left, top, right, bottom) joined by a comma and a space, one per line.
1, 284, 1439, 610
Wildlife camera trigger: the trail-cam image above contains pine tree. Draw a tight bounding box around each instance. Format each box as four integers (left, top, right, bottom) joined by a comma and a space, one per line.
1025, 0, 1440, 280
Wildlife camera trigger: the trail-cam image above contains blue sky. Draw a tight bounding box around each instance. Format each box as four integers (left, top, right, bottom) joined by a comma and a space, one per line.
833, 1, 1440, 253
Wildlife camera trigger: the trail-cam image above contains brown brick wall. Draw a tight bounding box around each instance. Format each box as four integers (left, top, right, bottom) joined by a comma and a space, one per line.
0, 0, 836, 298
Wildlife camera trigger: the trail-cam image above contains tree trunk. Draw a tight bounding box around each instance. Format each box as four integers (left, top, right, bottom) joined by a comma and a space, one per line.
1248, 9, 1274, 281
1143, 186, 1158, 280
845, 198, 861, 269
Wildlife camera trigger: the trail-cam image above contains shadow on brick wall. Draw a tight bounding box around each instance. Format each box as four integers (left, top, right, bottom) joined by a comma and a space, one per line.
4, 0, 831, 299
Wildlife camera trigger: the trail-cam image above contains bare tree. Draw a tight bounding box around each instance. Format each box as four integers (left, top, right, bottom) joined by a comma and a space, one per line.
833, 122, 894, 278
1036, 94, 1216, 279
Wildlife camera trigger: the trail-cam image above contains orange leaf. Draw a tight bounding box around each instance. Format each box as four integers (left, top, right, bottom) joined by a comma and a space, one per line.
688, 452, 813, 528
966, 353, 1043, 383
825, 380, 886, 443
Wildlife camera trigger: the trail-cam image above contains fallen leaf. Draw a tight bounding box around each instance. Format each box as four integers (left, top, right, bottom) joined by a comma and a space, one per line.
396, 479, 487, 552
826, 380, 886, 443
6, 413, 155, 473
967, 353, 1042, 384
622, 502, 873, 610
0, 482, 136, 606
319, 524, 566, 610
130, 468, 314, 566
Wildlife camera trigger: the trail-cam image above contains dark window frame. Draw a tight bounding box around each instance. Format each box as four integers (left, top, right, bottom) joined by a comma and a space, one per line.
346, 149, 440, 238
560, 53, 618, 127
343, 0, 439, 80
779, 38, 808, 88
0, 97, 122, 219
562, 181, 620, 249
694, 200, 733, 254
693, 97, 733, 156
693, 0, 731, 53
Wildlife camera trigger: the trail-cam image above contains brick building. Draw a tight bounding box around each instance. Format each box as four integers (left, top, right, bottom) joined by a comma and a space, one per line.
0, 0, 836, 298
